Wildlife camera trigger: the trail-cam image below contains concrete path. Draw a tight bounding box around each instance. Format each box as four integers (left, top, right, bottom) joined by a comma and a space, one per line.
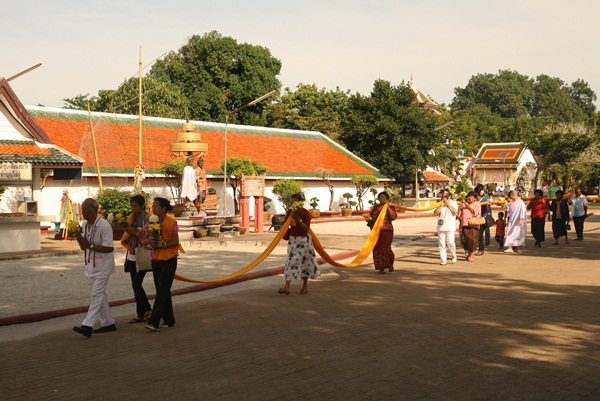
1, 215, 599, 400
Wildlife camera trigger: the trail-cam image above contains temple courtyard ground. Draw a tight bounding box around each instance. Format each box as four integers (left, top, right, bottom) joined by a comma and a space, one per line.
1, 215, 599, 400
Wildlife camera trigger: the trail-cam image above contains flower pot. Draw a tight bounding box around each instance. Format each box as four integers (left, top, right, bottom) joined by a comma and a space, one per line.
309, 209, 321, 218
340, 208, 352, 217
263, 211, 271, 222
271, 214, 286, 231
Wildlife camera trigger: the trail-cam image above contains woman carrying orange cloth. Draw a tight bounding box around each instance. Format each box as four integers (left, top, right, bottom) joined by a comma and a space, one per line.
370, 192, 397, 274
278, 192, 320, 295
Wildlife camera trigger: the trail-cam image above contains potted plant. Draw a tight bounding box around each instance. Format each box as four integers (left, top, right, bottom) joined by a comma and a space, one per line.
339, 193, 356, 217
263, 196, 272, 222
308, 197, 320, 218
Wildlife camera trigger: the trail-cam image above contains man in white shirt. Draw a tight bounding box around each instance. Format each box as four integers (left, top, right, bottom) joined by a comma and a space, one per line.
434, 189, 459, 265
73, 198, 116, 338
568, 188, 589, 241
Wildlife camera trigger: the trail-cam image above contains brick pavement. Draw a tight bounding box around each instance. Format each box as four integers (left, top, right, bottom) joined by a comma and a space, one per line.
1, 216, 599, 400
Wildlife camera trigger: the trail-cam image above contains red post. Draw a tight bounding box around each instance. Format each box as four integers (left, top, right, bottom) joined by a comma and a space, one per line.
254, 196, 264, 233
240, 195, 250, 228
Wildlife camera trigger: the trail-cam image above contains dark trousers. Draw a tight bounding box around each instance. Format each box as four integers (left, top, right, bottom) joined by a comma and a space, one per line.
148, 257, 177, 327
573, 216, 585, 239
478, 224, 490, 251
124, 260, 152, 319
495, 235, 505, 248
531, 218, 546, 244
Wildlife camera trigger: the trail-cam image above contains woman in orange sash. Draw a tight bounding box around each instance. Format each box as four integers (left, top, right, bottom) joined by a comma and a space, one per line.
143, 197, 185, 332
370, 192, 397, 274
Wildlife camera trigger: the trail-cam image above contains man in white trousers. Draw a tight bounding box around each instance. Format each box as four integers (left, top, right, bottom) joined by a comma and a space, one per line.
433, 189, 458, 265
73, 198, 116, 338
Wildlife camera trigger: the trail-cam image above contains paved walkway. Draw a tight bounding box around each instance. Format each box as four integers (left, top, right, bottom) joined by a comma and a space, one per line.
1, 215, 599, 400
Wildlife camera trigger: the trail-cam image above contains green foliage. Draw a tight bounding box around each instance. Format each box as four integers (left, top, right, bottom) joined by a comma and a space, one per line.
339, 192, 355, 209
265, 83, 350, 140
97, 189, 135, 219
339, 80, 443, 181
219, 157, 267, 215
62, 31, 281, 124
149, 30, 282, 124
272, 179, 303, 211
0, 185, 6, 198
351, 174, 379, 210
160, 159, 187, 202
451, 69, 596, 123
309, 197, 320, 210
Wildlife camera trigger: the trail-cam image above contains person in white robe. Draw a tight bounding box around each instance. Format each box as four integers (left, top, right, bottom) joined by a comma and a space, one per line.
181, 156, 198, 203
504, 190, 527, 253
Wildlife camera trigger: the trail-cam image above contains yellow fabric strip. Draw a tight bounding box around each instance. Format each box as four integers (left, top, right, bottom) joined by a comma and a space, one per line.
174, 215, 293, 283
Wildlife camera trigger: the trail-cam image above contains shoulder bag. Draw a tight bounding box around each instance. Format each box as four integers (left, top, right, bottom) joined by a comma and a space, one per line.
468, 216, 486, 227
485, 215, 496, 227
135, 245, 153, 272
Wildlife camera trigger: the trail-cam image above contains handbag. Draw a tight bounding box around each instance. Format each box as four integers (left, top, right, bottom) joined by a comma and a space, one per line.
135, 245, 153, 272
366, 218, 374, 229
468, 216, 486, 227
566, 222, 571, 231
485, 215, 496, 227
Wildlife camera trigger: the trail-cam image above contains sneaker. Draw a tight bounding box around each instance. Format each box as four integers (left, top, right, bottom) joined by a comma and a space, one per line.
451, 257, 457, 264
503, 248, 514, 253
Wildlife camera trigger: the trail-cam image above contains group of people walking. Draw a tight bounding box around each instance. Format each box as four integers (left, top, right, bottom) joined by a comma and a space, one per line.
434, 185, 591, 265
72, 186, 590, 337
73, 196, 183, 338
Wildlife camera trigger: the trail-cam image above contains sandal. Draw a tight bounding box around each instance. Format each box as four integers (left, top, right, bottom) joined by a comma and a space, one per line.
475, 251, 484, 256
376, 270, 385, 275
299, 288, 308, 295
128, 317, 143, 324
129, 310, 152, 323
388, 266, 394, 273
277, 288, 290, 295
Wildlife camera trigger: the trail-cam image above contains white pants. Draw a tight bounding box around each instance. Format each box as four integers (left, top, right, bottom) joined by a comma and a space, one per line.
438, 231, 456, 263
82, 275, 114, 328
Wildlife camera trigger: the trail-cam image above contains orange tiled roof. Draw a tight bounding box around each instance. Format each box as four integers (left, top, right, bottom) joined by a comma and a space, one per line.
423, 170, 450, 183
0, 141, 51, 156
474, 142, 526, 165
28, 107, 385, 179
0, 140, 83, 165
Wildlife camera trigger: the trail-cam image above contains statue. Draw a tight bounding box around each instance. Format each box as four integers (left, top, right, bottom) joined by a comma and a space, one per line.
181, 156, 198, 205
195, 156, 208, 205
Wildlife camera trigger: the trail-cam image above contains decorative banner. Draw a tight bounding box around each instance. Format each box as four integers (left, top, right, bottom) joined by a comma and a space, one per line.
0, 163, 32, 181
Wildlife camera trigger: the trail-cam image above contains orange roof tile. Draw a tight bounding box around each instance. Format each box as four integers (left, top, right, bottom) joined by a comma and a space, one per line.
29, 107, 384, 178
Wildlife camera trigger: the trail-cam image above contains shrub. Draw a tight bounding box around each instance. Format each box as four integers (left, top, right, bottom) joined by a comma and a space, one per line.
309, 197, 320, 210
97, 189, 135, 220
272, 179, 303, 211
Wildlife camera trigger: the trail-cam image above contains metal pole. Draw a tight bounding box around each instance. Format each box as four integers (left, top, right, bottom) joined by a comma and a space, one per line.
221, 115, 229, 216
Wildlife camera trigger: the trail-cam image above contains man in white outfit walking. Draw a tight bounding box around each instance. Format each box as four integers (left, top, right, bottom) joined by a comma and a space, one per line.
434, 189, 459, 265
73, 198, 116, 338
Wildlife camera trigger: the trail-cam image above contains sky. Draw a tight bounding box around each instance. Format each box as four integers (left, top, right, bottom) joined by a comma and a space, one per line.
2, 0, 599, 109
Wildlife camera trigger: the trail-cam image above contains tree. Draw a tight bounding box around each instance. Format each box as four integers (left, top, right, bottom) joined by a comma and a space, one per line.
527, 123, 596, 189
451, 70, 535, 119
62, 31, 282, 124
219, 156, 266, 215
313, 168, 335, 211
339, 80, 444, 181
351, 174, 378, 210
265, 83, 349, 140
160, 159, 187, 202
149, 30, 282, 124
